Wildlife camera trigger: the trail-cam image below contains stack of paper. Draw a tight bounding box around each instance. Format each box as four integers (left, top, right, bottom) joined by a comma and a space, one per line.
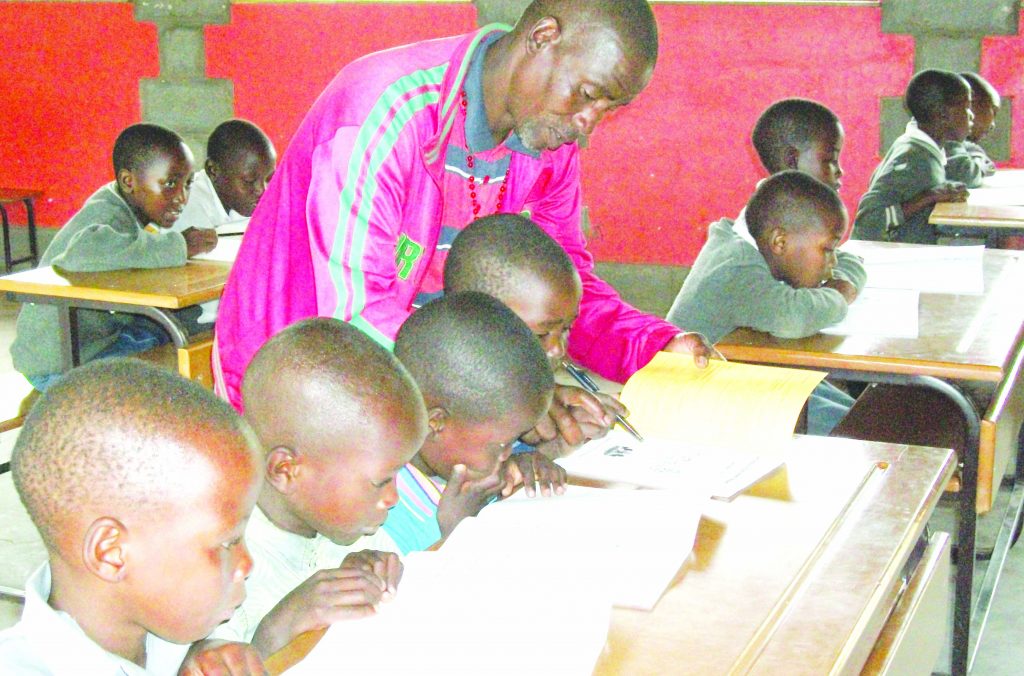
821, 287, 920, 338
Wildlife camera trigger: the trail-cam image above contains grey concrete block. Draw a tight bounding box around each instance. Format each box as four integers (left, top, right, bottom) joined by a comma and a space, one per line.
134, 0, 230, 27
473, 0, 530, 27
978, 99, 1013, 163
880, 96, 910, 156
139, 78, 234, 135
914, 35, 981, 72
593, 261, 690, 318
882, 0, 1018, 37
159, 26, 206, 79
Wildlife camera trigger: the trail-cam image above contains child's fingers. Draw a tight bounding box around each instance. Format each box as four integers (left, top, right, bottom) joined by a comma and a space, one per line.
446, 464, 469, 495
385, 553, 403, 596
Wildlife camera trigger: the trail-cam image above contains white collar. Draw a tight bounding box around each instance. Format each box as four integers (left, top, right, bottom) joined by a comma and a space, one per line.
904, 119, 947, 166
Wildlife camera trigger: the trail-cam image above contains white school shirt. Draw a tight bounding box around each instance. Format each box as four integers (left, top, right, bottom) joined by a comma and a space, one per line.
0, 563, 189, 675
212, 506, 400, 643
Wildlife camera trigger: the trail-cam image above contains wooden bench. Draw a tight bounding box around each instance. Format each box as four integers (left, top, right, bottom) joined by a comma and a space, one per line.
133, 331, 215, 390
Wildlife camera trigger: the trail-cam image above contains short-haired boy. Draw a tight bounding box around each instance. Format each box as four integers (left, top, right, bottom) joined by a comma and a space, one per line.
853, 69, 971, 244
444, 213, 625, 458
751, 98, 845, 191
10, 123, 218, 391
174, 119, 277, 234
945, 72, 1000, 187
385, 291, 558, 554
0, 359, 264, 674
208, 317, 427, 659
667, 171, 865, 435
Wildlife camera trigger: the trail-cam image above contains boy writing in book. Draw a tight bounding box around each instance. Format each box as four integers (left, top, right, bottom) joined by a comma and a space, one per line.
444, 213, 625, 458
208, 318, 427, 659
174, 119, 277, 234
853, 69, 971, 244
945, 72, 1000, 187
10, 123, 217, 391
0, 359, 264, 675
667, 171, 865, 435
385, 291, 560, 554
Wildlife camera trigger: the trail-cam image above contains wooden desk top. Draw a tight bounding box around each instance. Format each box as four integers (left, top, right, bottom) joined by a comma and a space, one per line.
929, 201, 1024, 229
0, 188, 43, 203
719, 244, 1024, 383
0, 261, 231, 309
267, 436, 955, 676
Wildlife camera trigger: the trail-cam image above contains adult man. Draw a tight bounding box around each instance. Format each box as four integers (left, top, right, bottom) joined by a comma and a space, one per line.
215, 0, 710, 419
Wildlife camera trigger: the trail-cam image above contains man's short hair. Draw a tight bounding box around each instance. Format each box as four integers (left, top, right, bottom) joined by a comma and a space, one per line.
517, 0, 658, 67
207, 119, 275, 165
905, 69, 970, 125
751, 99, 840, 174
960, 72, 1001, 109
746, 170, 846, 241
444, 213, 576, 299
13, 359, 251, 552
395, 292, 553, 423
112, 123, 186, 175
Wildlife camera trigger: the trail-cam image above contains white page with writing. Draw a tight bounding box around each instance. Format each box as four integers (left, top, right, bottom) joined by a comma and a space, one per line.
292, 547, 611, 676
194, 236, 243, 262
821, 287, 920, 338
965, 187, 1024, 207
841, 241, 984, 294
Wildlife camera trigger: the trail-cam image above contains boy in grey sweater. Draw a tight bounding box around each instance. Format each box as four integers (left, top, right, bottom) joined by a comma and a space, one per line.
853, 69, 971, 244
10, 124, 217, 389
945, 72, 1000, 188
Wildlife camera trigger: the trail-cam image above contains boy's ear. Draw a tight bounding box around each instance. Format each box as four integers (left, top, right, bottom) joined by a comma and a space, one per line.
116, 169, 135, 195
426, 407, 449, 438
265, 446, 301, 493
527, 16, 562, 54
782, 145, 801, 171
82, 517, 129, 583
768, 226, 788, 255
205, 158, 218, 178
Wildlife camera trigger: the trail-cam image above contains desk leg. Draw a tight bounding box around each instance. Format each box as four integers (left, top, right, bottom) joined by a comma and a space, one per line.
132, 307, 189, 349
1, 203, 10, 273
56, 305, 81, 372
23, 197, 38, 268
831, 371, 978, 676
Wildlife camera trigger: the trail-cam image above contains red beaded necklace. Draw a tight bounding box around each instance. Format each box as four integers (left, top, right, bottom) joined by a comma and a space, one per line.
461, 89, 510, 219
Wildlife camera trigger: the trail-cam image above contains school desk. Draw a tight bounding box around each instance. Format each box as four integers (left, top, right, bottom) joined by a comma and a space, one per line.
930, 170, 1024, 238
0, 188, 42, 273
717, 242, 1024, 675
0, 262, 229, 381
264, 436, 955, 675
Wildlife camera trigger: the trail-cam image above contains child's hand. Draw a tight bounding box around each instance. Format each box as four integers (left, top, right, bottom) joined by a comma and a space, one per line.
184, 227, 219, 257
251, 567, 388, 658
341, 550, 403, 599
823, 278, 858, 304
436, 464, 506, 539
521, 385, 622, 451
178, 639, 267, 676
663, 332, 720, 367
932, 181, 969, 203
502, 451, 567, 498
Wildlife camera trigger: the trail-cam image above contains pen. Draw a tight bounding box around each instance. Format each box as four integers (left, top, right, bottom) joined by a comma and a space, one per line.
561, 360, 644, 442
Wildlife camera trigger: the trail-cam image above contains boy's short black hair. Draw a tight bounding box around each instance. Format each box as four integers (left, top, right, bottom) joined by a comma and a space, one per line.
12, 359, 252, 552
207, 119, 275, 165
960, 72, 1001, 108
746, 170, 846, 241
395, 291, 554, 423
751, 99, 841, 173
112, 123, 186, 176
905, 69, 971, 124
444, 213, 576, 298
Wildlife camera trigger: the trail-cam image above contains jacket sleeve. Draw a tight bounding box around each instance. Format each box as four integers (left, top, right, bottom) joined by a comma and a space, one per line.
853, 147, 938, 242
51, 225, 187, 272
526, 150, 680, 383
944, 141, 985, 188
719, 261, 849, 339
832, 251, 867, 291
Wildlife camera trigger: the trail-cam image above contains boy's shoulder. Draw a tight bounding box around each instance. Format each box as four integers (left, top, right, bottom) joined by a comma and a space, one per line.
0, 563, 188, 675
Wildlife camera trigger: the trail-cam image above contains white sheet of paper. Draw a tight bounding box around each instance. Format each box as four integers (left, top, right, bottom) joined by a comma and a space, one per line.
841, 241, 984, 294
292, 546, 611, 676
982, 170, 1024, 189
965, 187, 1024, 207
821, 287, 920, 338
556, 429, 783, 501
193, 236, 242, 262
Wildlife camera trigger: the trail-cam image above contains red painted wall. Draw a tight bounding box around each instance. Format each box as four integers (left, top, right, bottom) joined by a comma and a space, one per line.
3, 3, 1022, 267
0, 3, 158, 229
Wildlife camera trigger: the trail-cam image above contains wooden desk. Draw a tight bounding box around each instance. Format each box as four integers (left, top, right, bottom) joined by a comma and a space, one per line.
0, 188, 42, 273
266, 437, 955, 675
0, 261, 230, 375
718, 242, 1024, 675
930, 169, 1024, 235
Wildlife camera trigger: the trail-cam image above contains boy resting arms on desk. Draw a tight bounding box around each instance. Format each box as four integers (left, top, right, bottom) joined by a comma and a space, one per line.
10, 123, 217, 391
944, 72, 1000, 188
200, 318, 427, 660
0, 360, 264, 675
384, 292, 563, 554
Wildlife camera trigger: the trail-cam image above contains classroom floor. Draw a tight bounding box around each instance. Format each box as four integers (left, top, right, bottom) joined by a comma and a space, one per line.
0, 227, 1022, 674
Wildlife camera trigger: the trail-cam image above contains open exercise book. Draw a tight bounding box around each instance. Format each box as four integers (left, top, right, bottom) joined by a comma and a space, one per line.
557, 353, 825, 500
291, 486, 704, 675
